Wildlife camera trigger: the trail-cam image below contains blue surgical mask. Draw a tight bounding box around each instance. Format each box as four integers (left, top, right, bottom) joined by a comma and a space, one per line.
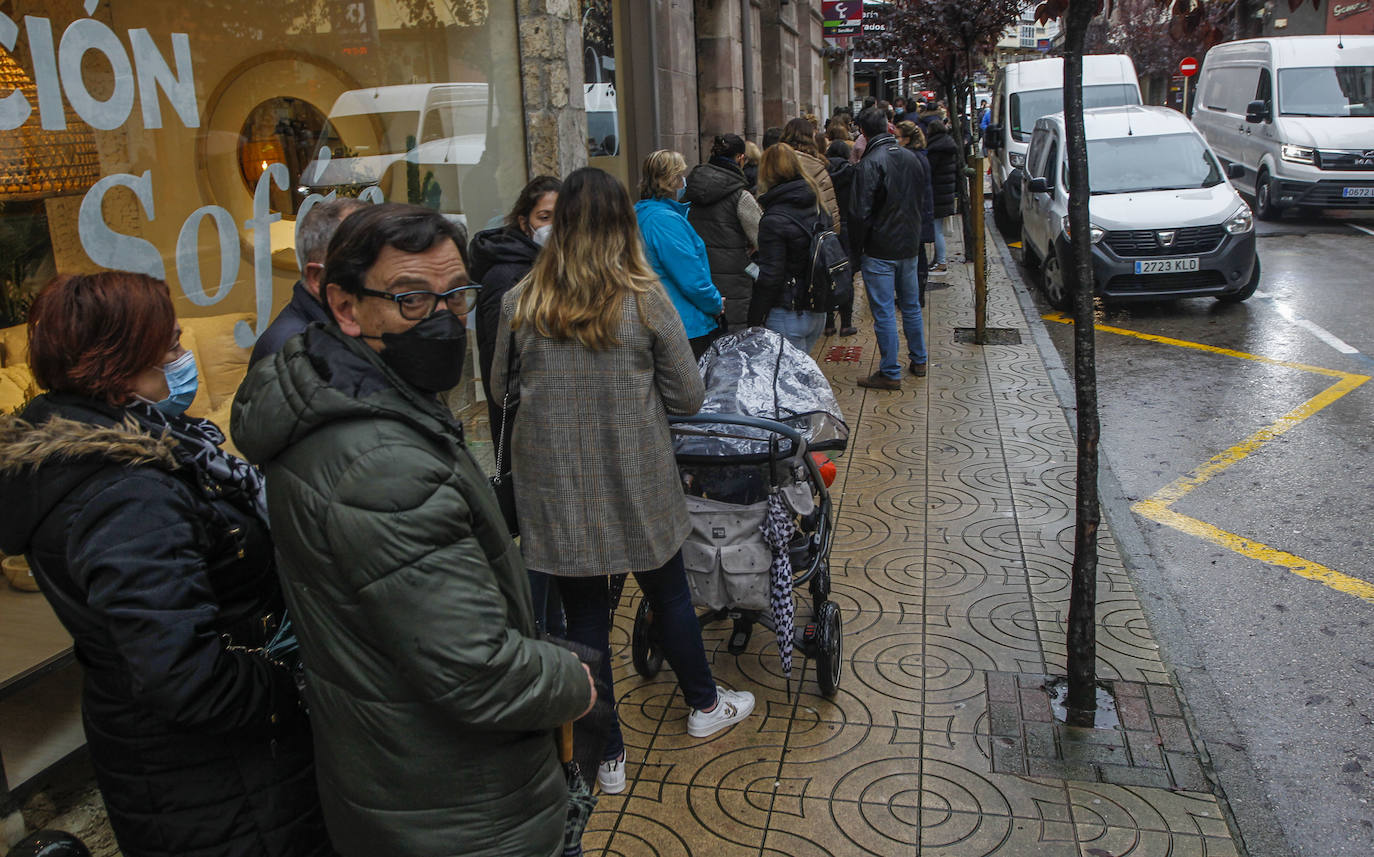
153, 351, 198, 416
674, 183, 687, 201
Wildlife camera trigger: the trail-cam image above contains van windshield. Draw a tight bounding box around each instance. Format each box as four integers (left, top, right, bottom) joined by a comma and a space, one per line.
1010, 84, 1141, 141
1088, 133, 1224, 194
1278, 67, 1374, 117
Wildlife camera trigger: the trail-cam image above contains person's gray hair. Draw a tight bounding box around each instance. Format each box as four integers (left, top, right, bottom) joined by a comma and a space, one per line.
296, 198, 365, 271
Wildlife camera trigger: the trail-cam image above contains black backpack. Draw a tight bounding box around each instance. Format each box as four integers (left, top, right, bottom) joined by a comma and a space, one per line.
778, 209, 853, 313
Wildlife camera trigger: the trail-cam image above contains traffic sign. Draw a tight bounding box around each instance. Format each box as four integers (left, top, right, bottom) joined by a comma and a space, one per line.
1179, 56, 1199, 77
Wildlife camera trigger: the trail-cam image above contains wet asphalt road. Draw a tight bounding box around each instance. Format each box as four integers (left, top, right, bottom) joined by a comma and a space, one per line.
1005, 210, 1374, 857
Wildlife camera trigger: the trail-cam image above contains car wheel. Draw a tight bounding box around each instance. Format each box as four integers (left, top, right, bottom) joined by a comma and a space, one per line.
1254, 169, 1283, 221
1041, 251, 1073, 312
1019, 227, 1039, 272
1217, 255, 1261, 303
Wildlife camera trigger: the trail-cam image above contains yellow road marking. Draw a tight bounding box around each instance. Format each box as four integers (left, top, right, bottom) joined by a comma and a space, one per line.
1044, 312, 1374, 604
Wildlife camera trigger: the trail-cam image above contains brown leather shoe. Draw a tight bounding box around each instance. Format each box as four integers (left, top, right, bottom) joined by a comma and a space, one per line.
858, 372, 901, 391
909, 362, 928, 377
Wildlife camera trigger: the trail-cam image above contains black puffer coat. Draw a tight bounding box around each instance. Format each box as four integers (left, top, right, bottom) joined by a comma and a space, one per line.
684, 161, 754, 326
750, 178, 832, 325
0, 395, 331, 857
470, 226, 538, 410
925, 124, 960, 219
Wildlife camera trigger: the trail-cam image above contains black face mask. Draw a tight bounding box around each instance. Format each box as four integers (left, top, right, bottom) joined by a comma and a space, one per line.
372, 311, 467, 394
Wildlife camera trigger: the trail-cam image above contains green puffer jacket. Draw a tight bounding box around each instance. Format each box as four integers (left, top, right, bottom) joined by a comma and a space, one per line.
231, 325, 590, 857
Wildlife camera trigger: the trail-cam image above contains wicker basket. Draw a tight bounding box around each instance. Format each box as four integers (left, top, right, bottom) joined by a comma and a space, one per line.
2, 554, 39, 592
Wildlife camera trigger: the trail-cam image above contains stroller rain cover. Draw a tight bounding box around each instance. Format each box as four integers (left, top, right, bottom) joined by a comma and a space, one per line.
676, 327, 849, 458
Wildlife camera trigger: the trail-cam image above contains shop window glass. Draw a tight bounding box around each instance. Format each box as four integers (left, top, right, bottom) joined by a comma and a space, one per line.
0, 0, 526, 345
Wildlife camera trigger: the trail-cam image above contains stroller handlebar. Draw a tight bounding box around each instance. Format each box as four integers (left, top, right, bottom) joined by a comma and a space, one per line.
668, 413, 806, 446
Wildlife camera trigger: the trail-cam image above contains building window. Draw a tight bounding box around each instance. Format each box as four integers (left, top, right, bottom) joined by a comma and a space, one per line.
1020, 25, 1037, 47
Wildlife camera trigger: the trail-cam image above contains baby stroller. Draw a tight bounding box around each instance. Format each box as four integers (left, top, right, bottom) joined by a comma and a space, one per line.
630, 328, 848, 697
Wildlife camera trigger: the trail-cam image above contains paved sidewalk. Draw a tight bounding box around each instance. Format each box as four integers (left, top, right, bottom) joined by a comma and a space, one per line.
582, 229, 1247, 856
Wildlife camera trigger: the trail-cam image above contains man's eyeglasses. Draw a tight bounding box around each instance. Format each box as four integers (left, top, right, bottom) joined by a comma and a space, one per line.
359, 285, 479, 321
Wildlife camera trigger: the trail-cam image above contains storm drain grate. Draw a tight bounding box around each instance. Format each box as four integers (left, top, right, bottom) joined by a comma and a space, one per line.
986, 672, 1209, 790
954, 327, 1023, 345
824, 345, 864, 363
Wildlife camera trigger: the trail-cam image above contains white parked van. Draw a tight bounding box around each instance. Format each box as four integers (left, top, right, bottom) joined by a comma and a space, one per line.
1019, 106, 1258, 308
984, 54, 1142, 233
1191, 36, 1374, 219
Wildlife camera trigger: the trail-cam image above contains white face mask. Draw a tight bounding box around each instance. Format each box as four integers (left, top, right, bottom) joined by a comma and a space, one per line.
532, 224, 552, 247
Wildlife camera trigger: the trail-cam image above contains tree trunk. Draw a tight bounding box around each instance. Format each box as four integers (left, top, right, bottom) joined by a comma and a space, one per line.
945, 67, 973, 253
1062, 0, 1102, 728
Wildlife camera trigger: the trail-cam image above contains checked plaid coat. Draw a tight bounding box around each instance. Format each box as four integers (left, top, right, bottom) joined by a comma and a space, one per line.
491, 282, 705, 576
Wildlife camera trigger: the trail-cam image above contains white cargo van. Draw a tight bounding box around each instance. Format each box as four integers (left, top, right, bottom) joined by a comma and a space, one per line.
984, 54, 1142, 233
1191, 36, 1374, 219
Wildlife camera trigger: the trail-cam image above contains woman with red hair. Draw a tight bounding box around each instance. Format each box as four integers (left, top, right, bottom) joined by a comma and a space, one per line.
0, 272, 333, 857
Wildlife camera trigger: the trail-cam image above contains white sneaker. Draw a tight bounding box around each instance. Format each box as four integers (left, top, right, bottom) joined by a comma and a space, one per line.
687, 686, 756, 738
597, 752, 626, 794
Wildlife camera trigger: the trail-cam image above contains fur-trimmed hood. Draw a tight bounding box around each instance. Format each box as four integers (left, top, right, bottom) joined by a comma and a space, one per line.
0, 395, 179, 555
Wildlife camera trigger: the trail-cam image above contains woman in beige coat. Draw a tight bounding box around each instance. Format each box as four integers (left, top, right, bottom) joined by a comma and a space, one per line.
491, 167, 755, 797
779, 117, 840, 232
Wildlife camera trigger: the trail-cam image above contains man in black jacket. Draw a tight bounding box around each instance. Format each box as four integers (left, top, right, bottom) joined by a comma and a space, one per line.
249, 198, 363, 366
849, 107, 927, 390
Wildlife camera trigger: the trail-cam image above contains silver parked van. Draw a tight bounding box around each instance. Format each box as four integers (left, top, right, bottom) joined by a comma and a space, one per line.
1191, 36, 1374, 219
984, 54, 1141, 234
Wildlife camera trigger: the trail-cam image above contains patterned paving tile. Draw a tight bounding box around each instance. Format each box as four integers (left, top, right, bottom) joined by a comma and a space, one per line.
761, 796, 920, 856
605, 783, 766, 856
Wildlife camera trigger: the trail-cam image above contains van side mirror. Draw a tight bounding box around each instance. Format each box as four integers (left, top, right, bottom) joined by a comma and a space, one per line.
1027, 176, 1052, 194
1226, 163, 1245, 180
1245, 100, 1270, 124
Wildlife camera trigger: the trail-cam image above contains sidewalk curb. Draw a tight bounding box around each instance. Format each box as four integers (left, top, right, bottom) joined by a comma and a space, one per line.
988, 228, 1296, 857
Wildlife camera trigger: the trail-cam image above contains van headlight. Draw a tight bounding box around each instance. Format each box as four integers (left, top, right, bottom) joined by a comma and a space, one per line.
1224, 205, 1253, 235
1009, 152, 1026, 168
1062, 215, 1104, 244
1280, 144, 1315, 165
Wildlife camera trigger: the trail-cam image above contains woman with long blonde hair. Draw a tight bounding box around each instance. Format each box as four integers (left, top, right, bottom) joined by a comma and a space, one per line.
749, 143, 834, 353
491, 167, 756, 797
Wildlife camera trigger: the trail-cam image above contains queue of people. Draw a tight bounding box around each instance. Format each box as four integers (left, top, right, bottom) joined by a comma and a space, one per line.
0, 104, 952, 857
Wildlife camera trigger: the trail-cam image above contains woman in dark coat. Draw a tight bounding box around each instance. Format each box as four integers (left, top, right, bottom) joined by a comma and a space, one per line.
470, 175, 560, 430
924, 118, 960, 273
898, 120, 937, 306
469, 176, 565, 634
0, 272, 332, 857
750, 143, 833, 354
824, 140, 857, 336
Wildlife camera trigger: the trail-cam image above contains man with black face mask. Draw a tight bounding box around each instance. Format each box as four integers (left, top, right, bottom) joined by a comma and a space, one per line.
230, 203, 595, 857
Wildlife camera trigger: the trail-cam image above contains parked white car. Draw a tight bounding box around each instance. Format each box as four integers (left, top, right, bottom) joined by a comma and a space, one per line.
985, 54, 1142, 234
1191, 35, 1374, 219
1020, 105, 1258, 309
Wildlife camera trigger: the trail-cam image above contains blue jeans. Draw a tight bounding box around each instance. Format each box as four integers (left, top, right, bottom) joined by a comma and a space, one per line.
556, 551, 717, 761
765, 308, 827, 354
933, 217, 947, 265
862, 255, 926, 379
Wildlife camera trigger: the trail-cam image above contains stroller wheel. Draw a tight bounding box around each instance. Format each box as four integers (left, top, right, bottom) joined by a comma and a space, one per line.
814, 600, 843, 697
632, 598, 664, 678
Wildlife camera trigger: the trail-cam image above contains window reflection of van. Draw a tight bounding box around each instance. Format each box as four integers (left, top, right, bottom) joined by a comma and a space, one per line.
984, 55, 1141, 234
1191, 36, 1374, 220
301, 84, 489, 219
585, 82, 620, 157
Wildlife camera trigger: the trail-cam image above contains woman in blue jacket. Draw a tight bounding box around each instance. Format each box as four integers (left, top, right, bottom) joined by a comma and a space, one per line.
635, 150, 724, 358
